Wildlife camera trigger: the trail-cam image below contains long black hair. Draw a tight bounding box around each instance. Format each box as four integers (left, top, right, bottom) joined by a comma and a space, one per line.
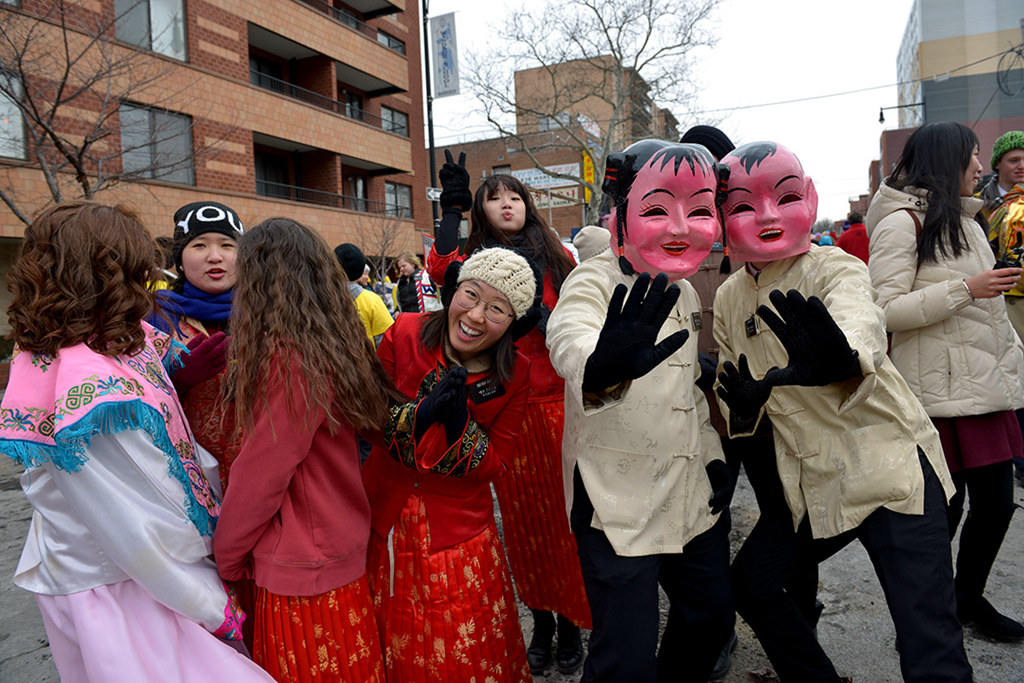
886, 121, 978, 264
602, 140, 717, 275
466, 174, 574, 292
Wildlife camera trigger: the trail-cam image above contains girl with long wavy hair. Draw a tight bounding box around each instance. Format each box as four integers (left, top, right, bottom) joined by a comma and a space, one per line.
212, 217, 398, 683
867, 121, 1024, 642
426, 158, 589, 675
0, 202, 272, 682
362, 247, 536, 682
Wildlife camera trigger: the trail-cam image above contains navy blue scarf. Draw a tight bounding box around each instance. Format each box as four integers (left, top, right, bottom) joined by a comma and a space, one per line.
149, 282, 233, 335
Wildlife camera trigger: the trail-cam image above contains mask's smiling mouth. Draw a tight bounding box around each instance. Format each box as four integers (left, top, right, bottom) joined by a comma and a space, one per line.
661, 241, 689, 255
758, 228, 784, 242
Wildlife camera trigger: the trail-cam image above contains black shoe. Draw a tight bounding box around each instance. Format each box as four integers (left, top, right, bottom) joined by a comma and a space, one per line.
959, 596, 1024, 642
527, 609, 555, 675
709, 630, 738, 680
555, 615, 584, 675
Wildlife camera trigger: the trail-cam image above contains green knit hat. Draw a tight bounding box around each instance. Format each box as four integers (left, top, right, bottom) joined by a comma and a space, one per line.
991, 131, 1024, 169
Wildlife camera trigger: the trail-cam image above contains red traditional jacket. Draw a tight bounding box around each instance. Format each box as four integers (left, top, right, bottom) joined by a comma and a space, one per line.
361, 313, 531, 550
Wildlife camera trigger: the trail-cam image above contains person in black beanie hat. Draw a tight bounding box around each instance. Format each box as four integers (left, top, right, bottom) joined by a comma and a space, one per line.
681, 125, 735, 162
333, 243, 393, 349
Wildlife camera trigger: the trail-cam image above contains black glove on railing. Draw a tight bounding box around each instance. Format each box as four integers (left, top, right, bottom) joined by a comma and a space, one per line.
582, 272, 690, 393
756, 289, 861, 387
706, 459, 737, 515
415, 366, 469, 440
716, 353, 775, 432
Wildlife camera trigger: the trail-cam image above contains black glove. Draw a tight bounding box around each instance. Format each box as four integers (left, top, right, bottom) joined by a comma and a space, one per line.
706, 459, 736, 515
756, 289, 861, 387
716, 354, 775, 432
415, 366, 469, 440
696, 352, 717, 392
582, 273, 690, 393
439, 149, 472, 212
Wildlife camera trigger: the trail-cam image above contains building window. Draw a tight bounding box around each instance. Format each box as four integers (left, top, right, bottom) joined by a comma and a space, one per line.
119, 103, 194, 184
376, 30, 405, 55
492, 165, 511, 175
538, 112, 570, 132
381, 106, 409, 136
249, 55, 284, 89
114, 0, 187, 61
385, 181, 412, 218
342, 91, 363, 121
347, 175, 368, 212
0, 86, 25, 160
255, 151, 291, 199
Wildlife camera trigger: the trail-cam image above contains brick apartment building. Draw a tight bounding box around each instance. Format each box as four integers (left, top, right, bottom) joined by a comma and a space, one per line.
431, 57, 680, 240
0, 0, 433, 323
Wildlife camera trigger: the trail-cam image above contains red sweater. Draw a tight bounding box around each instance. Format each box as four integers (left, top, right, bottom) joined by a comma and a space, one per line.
362, 313, 531, 550
837, 223, 870, 264
428, 245, 567, 399
213, 352, 370, 597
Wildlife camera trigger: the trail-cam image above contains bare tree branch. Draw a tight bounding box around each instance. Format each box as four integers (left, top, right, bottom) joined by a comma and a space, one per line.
0, 0, 234, 223
464, 0, 720, 217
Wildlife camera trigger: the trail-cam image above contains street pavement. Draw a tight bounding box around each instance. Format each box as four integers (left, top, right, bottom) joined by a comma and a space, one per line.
1, 456, 1022, 682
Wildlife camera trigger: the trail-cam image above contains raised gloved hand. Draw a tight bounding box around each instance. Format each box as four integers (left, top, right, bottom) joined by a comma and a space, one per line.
756, 289, 861, 387
716, 353, 775, 428
173, 331, 230, 393
415, 366, 469, 442
439, 149, 472, 212
696, 352, 718, 392
511, 303, 550, 340
706, 459, 737, 515
582, 272, 690, 393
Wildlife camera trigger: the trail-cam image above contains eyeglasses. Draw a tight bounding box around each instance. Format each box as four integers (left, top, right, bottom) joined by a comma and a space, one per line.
453, 283, 514, 323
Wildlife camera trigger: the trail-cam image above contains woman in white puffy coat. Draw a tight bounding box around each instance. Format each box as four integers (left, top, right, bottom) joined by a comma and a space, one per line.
867, 121, 1024, 642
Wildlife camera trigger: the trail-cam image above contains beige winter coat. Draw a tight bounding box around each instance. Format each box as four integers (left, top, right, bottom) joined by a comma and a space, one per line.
866, 183, 1024, 418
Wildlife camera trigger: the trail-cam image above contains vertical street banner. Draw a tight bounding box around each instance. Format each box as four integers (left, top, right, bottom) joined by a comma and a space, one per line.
430, 13, 459, 98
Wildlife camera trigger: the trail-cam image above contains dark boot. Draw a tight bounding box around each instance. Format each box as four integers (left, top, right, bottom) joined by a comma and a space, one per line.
527, 609, 555, 675
555, 613, 584, 675
958, 596, 1024, 642
709, 629, 738, 680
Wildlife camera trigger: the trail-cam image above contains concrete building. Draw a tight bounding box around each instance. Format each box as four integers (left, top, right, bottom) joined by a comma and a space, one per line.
872, 0, 1024, 196
0, 0, 432, 331
433, 58, 680, 238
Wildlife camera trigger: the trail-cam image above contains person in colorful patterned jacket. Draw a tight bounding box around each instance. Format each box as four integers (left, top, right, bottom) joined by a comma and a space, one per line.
426, 151, 590, 675
362, 247, 537, 683
212, 217, 399, 683
0, 201, 273, 682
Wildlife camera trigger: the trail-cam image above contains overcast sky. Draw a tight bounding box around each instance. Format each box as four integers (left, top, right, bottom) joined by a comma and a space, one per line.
423, 0, 916, 223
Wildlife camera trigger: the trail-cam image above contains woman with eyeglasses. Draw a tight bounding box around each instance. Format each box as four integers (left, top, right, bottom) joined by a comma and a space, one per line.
426, 153, 589, 676
361, 247, 536, 682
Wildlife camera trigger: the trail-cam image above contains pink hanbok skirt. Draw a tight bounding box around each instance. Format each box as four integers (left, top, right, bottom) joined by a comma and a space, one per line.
35, 579, 274, 682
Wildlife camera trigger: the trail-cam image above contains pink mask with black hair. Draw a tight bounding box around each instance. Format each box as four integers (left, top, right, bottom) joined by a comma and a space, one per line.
719, 142, 818, 264
608, 151, 721, 280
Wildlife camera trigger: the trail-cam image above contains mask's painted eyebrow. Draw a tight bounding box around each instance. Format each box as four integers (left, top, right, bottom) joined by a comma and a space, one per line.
641, 188, 675, 200
775, 175, 800, 189
690, 188, 714, 198
726, 187, 751, 195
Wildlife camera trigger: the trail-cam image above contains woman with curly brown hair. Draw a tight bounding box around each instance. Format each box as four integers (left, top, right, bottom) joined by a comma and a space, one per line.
212, 217, 399, 683
0, 202, 273, 682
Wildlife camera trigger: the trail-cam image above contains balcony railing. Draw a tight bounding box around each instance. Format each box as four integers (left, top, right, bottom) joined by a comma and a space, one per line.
249, 70, 409, 137
295, 0, 406, 55
256, 178, 398, 214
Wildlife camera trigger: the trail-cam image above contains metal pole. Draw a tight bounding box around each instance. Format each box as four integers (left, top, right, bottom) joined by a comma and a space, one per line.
422, 0, 439, 229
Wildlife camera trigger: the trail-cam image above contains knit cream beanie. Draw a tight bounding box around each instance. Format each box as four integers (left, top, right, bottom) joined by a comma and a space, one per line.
457, 247, 536, 319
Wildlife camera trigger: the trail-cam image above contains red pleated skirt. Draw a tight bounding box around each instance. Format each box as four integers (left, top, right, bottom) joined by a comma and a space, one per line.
492, 396, 592, 629
252, 578, 385, 683
367, 493, 531, 683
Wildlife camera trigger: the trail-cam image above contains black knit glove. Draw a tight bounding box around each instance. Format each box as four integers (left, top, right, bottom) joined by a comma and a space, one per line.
415, 366, 469, 441
716, 353, 775, 432
439, 150, 472, 212
756, 289, 861, 387
582, 273, 690, 393
696, 352, 717, 392
706, 460, 737, 515
511, 303, 550, 340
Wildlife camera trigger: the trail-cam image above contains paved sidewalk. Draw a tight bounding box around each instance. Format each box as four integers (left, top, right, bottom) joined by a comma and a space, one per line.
1, 455, 1022, 682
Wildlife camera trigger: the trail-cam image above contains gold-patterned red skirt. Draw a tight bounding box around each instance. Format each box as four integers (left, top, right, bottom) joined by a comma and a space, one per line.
253, 578, 385, 683
492, 396, 592, 629
367, 494, 531, 683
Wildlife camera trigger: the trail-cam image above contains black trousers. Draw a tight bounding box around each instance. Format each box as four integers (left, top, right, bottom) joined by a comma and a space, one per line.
570, 467, 734, 683
732, 450, 972, 683
948, 459, 1017, 604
